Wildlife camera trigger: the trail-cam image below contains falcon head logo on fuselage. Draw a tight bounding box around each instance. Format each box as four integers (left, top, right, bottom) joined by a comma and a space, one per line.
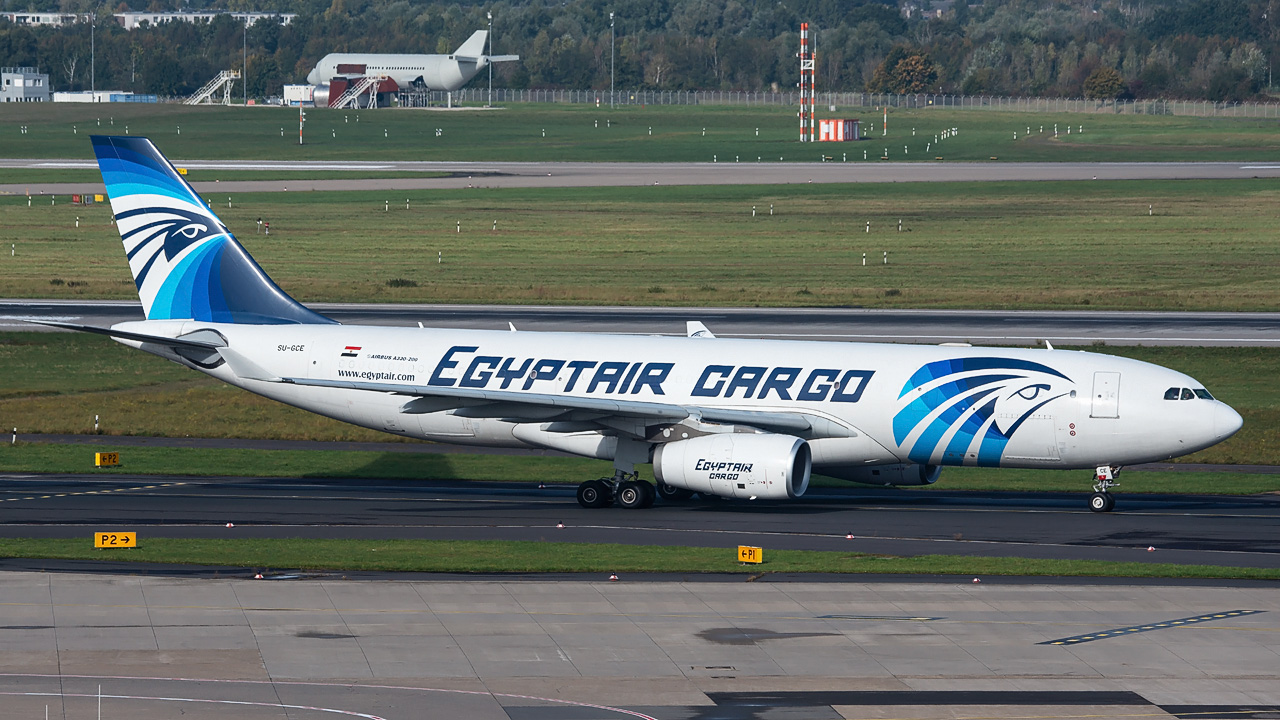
892, 357, 1075, 466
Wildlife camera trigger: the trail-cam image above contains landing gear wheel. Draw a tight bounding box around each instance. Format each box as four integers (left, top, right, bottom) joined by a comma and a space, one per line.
577, 479, 611, 509
616, 481, 647, 509
655, 484, 694, 502
1089, 492, 1114, 513
638, 481, 656, 508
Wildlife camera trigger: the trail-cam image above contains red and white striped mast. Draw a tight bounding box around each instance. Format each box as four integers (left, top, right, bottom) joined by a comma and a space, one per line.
798, 23, 815, 142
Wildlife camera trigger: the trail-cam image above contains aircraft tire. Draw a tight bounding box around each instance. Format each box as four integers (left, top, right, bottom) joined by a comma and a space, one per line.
616, 481, 646, 509
638, 481, 656, 508
577, 479, 611, 509
656, 484, 694, 502
1088, 492, 1113, 513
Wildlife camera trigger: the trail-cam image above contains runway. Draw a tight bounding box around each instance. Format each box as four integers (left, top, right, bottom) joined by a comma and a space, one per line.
2, 473, 1277, 569
2, 159, 1280, 195
5, 299, 1280, 346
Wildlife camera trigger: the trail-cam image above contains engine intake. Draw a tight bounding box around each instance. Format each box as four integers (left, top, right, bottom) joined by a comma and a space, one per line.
653, 434, 810, 500
820, 463, 941, 486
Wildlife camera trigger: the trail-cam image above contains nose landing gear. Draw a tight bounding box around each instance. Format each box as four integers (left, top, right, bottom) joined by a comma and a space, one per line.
1089, 465, 1120, 512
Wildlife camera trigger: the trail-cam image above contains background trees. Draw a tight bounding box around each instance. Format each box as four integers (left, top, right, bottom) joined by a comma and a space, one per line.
0, 0, 1273, 101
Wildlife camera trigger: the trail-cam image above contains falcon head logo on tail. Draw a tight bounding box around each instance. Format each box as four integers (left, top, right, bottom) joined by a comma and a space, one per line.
92, 136, 333, 325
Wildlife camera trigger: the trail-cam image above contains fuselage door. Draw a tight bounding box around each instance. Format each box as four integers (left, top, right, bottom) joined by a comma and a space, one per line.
1090, 371, 1120, 418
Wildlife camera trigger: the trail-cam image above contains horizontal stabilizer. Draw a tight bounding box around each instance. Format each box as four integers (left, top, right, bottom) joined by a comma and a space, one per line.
26, 320, 224, 350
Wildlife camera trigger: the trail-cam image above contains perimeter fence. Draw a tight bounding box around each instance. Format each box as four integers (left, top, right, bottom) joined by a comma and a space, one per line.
423, 88, 1280, 118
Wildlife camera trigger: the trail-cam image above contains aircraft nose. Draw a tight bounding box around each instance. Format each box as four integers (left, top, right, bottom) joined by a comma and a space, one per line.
1214, 402, 1243, 439
306, 67, 318, 84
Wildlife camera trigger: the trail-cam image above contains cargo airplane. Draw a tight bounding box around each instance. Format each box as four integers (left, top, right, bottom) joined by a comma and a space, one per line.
41, 137, 1243, 512
306, 30, 517, 106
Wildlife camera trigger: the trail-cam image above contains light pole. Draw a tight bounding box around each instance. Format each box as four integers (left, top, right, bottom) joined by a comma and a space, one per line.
487, 11, 493, 107
90, 10, 95, 94
609, 12, 615, 109
243, 17, 247, 105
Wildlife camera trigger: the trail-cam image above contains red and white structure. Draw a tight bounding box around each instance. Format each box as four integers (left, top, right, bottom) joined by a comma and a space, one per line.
819, 119, 860, 142
797, 22, 815, 142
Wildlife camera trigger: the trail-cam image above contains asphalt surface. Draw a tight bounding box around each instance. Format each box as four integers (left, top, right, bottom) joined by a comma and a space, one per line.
6, 299, 1280, 346
3, 159, 1280, 195
2, 473, 1277, 569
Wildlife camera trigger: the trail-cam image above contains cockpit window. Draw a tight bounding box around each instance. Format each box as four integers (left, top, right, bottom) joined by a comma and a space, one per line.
1194, 388, 1214, 400
1180, 388, 1196, 400
1164, 387, 1180, 400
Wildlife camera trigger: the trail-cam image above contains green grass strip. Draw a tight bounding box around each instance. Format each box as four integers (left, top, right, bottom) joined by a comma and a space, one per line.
1, 538, 1276, 580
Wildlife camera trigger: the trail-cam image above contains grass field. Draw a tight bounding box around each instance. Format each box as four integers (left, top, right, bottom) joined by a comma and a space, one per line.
2, 104, 1279, 163
0, 537, 1275, 579
2, 332, 1277, 470
3, 178, 1280, 310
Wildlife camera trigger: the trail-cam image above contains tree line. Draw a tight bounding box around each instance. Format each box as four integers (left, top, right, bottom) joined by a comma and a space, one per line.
0, 0, 1275, 102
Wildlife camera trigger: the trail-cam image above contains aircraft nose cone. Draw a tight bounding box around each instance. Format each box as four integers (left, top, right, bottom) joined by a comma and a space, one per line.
306, 68, 318, 84
1215, 402, 1243, 439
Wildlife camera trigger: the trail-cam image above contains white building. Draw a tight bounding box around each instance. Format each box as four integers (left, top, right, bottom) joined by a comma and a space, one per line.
113, 11, 296, 30
283, 84, 314, 106
1, 67, 49, 102
0, 12, 82, 26
53, 91, 157, 103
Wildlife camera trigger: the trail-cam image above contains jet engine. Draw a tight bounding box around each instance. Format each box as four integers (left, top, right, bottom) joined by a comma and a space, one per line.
653, 434, 810, 500
820, 463, 941, 486
312, 83, 332, 108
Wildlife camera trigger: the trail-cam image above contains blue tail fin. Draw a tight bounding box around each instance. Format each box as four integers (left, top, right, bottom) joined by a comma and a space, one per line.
92, 136, 334, 325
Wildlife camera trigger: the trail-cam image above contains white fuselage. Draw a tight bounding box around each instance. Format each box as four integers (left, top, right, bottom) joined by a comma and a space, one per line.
306, 53, 487, 91
113, 320, 1241, 474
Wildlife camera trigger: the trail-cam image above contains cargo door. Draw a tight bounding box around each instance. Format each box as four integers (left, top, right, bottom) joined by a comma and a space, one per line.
1091, 372, 1120, 418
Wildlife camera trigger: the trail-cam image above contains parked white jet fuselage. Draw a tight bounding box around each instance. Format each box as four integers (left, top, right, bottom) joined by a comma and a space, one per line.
308, 52, 489, 92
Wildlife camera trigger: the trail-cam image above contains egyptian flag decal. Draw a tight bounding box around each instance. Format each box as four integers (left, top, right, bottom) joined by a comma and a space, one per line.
341, 346, 361, 358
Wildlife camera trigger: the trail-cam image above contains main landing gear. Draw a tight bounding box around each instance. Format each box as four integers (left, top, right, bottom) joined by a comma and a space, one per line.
1089, 465, 1120, 513
576, 471, 656, 509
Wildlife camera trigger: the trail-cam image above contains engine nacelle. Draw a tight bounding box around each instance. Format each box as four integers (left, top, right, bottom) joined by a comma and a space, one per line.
820, 463, 941, 486
312, 83, 332, 107
653, 434, 810, 500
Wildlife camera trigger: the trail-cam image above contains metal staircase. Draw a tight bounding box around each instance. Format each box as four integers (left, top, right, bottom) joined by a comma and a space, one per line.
332, 75, 385, 109
185, 70, 241, 105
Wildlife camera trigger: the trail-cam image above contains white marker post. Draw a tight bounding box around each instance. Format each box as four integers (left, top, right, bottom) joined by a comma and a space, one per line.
406, 199, 410, 210
76, 217, 79, 228
456, 221, 461, 233
883, 251, 888, 264
94, 415, 99, 433
862, 252, 866, 266
752, 206, 756, 217
865, 221, 870, 233
385, 201, 388, 212
438, 251, 442, 263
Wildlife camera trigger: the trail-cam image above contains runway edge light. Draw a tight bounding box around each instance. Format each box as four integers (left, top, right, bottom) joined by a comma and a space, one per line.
738, 546, 763, 564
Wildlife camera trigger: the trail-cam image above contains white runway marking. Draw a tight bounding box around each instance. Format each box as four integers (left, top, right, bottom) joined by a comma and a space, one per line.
0, 673, 662, 720
2, 691, 388, 718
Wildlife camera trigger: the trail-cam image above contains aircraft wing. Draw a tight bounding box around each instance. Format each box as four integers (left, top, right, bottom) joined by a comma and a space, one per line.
277, 376, 820, 436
